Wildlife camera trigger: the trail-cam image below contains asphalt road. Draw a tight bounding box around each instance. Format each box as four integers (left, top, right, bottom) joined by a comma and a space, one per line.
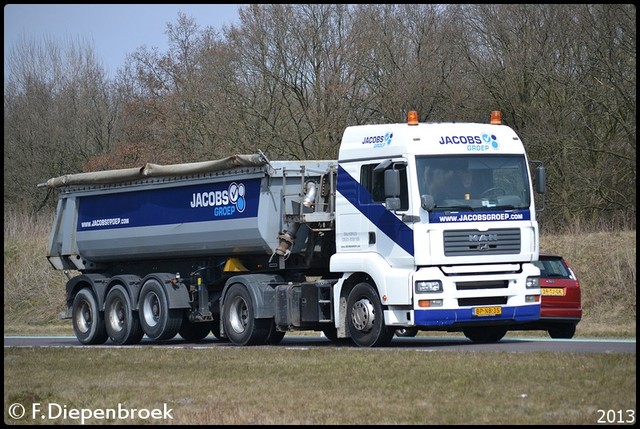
4, 335, 635, 353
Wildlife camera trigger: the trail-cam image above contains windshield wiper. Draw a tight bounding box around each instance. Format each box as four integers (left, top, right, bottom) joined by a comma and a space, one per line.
434, 205, 476, 211
490, 205, 519, 210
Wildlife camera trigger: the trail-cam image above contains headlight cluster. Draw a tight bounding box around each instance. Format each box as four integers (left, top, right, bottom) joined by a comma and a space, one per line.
525, 276, 540, 289
415, 280, 442, 293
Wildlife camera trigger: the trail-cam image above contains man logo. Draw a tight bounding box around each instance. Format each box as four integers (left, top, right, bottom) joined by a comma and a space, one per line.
468, 234, 498, 242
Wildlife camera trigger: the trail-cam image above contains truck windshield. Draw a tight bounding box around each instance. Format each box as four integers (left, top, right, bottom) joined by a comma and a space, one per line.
416, 154, 531, 210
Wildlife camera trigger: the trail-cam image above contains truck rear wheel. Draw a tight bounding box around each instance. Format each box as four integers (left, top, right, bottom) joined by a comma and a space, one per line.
178, 319, 213, 341
210, 316, 230, 342
72, 288, 108, 345
139, 279, 182, 341
104, 285, 144, 345
264, 321, 285, 345
346, 282, 394, 347
222, 283, 270, 346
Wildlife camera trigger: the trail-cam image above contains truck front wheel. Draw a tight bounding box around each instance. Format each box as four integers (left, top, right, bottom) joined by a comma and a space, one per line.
72, 288, 108, 345
139, 279, 182, 341
104, 285, 144, 345
346, 282, 394, 347
463, 326, 507, 343
222, 283, 270, 346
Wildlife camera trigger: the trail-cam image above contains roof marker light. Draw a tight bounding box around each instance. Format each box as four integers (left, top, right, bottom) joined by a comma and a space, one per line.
490, 110, 502, 125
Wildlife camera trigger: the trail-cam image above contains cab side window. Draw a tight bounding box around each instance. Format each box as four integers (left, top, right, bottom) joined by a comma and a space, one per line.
360, 163, 409, 210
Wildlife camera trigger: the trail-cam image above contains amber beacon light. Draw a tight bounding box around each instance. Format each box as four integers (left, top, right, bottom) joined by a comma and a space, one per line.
407, 110, 419, 125
490, 110, 502, 125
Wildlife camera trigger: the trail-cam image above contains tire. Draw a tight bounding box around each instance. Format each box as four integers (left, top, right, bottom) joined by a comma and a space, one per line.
548, 324, 576, 339
222, 283, 270, 346
463, 326, 507, 343
104, 285, 144, 345
210, 315, 229, 342
322, 326, 339, 341
395, 327, 419, 337
139, 279, 182, 341
178, 318, 213, 341
322, 326, 354, 346
72, 288, 108, 345
264, 320, 286, 345
346, 282, 394, 347
208, 298, 228, 341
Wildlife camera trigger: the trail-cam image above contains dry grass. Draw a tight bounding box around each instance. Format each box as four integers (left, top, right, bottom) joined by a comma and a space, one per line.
3, 347, 636, 425
540, 228, 636, 335
3, 210, 68, 331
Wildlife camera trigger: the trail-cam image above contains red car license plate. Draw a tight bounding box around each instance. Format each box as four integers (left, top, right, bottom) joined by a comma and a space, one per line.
541, 288, 565, 296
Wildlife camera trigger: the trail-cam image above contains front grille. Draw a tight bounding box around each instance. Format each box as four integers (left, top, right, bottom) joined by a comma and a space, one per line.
456, 280, 508, 290
458, 296, 508, 306
444, 228, 520, 256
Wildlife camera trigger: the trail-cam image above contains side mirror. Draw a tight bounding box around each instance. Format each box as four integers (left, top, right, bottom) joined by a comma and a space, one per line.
384, 169, 400, 197
535, 165, 546, 194
421, 194, 435, 211
384, 169, 401, 211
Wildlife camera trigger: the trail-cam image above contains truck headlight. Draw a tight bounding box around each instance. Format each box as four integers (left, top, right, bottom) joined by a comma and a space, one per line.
526, 276, 540, 289
415, 280, 442, 293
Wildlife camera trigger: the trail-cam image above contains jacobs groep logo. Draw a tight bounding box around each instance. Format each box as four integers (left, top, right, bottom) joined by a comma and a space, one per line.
362, 132, 394, 148
190, 182, 246, 216
482, 133, 500, 150
438, 133, 500, 151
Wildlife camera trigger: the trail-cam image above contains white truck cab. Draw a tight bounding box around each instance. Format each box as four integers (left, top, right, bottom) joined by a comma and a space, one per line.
331, 111, 545, 344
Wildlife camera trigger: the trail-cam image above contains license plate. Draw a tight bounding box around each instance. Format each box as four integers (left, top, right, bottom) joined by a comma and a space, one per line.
473, 306, 502, 316
542, 287, 565, 296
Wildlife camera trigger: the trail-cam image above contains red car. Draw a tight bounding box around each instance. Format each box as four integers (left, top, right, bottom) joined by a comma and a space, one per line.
514, 253, 583, 338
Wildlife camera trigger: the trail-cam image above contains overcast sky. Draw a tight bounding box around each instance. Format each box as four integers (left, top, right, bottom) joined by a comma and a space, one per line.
4, 4, 242, 78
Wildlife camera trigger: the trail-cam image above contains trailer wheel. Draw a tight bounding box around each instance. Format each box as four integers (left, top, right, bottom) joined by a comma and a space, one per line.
346, 282, 394, 347
139, 279, 182, 341
222, 283, 270, 346
463, 326, 507, 343
72, 288, 108, 345
104, 285, 144, 345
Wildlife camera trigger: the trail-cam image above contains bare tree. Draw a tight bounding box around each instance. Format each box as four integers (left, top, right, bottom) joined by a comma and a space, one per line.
5, 4, 634, 231
4, 34, 116, 211
455, 4, 635, 230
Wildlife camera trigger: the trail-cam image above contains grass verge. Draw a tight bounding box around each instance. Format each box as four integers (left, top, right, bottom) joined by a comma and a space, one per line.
4, 347, 636, 425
